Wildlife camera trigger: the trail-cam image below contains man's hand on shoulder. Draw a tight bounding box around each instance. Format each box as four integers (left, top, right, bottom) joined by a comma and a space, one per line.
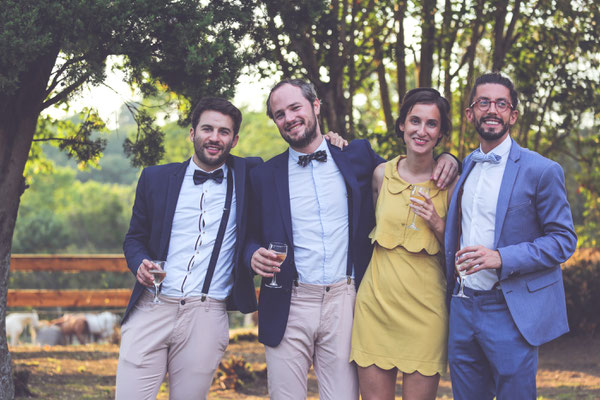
432, 153, 460, 188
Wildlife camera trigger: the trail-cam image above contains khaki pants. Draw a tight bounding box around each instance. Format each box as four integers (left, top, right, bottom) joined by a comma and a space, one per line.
116, 291, 229, 400
265, 279, 359, 400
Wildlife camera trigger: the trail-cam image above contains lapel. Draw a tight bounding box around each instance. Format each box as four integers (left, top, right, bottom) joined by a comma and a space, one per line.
494, 141, 521, 247
229, 155, 245, 238
272, 151, 294, 248
159, 159, 189, 260
327, 141, 360, 241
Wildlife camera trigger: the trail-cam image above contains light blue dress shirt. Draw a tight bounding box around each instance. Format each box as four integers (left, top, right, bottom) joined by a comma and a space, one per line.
160, 160, 237, 299
288, 139, 350, 284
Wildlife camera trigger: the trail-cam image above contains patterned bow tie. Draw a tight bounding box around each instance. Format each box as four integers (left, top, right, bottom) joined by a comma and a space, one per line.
297, 150, 327, 167
193, 169, 224, 184
471, 149, 501, 164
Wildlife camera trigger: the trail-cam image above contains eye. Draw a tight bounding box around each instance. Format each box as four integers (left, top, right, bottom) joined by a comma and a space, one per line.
497, 100, 509, 109
478, 99, 490, 107
426, 120, 438, 128
410, 117, 420, 125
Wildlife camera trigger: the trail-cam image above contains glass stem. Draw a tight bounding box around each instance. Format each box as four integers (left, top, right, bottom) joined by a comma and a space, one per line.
271, 273, 278, 286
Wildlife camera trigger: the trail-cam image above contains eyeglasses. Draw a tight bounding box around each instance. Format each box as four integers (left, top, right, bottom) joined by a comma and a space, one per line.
470, 98, 513, 112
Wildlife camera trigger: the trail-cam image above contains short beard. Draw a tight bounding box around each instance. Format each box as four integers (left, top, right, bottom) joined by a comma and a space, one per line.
281, 112, 319, 149
193, 138, 232, 168
474, 118, 510, 142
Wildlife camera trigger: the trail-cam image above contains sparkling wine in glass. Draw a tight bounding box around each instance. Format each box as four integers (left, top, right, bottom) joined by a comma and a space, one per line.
408, 185, 429, 230
453, 254, 470, 298
149, 260, 166, 303
265, 242, 287, 289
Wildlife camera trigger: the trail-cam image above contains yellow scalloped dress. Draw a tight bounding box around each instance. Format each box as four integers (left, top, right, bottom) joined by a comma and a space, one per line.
350, 156, 448, 376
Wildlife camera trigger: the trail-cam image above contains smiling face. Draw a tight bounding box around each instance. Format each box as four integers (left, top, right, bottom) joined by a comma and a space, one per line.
268, 83, 322, 152
189, 109, 239, 171
399, 103, 442, 156
466, 83, 518, 150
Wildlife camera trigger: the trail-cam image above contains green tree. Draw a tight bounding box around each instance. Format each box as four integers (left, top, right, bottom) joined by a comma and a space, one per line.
0, 0, 253, 395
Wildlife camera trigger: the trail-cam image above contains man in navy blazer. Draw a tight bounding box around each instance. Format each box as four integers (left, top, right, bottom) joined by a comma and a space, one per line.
116, 97, 260, 399
444, 73, 577, 399
244, 79, 458, 399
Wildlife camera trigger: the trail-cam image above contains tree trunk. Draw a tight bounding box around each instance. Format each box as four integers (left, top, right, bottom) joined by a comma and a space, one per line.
419, 0, 436, 87
395, 0, 407, 114
374, 38, 394, 134
0, 50, 57, 399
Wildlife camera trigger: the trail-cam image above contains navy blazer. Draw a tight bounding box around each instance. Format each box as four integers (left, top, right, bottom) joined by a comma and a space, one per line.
444, 141, 577, 346
243, 139, 384, 347
122, 155, 262, 324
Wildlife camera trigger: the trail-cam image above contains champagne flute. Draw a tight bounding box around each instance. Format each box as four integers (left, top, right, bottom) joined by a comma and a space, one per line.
265, 242, 287, 289
408, 185, 429, 230
149, 260, 167, 303
453, 253, 470, 298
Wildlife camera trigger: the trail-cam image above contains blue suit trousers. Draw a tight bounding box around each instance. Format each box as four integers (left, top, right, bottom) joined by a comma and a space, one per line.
448, 285, 538, 400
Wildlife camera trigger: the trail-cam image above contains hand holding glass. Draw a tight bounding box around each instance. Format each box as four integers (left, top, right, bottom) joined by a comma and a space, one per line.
408, 185, 429, 230
265, 242, 287, 289
453, 253, 471, 298
149, 260, 166, 303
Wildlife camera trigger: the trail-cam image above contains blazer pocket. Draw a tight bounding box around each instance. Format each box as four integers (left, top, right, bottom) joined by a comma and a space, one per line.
526, 274, 559, 292
507, 199, 532, 213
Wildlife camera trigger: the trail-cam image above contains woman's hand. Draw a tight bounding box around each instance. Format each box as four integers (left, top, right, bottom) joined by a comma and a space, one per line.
409, 192, 444, 240
324, 131, 348, 150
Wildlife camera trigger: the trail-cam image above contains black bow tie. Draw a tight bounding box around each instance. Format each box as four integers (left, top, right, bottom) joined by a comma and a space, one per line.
193, 169, 224, 184
297, 150, 327, 167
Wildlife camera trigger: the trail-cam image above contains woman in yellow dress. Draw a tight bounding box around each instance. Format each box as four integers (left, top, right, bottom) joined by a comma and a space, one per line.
350, 88, 457, 400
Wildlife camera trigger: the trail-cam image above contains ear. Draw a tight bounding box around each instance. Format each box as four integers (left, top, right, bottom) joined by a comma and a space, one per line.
312, 98, 321, 116
465, 107, 474, 123
231, 134, 239, 149
509, 109, 519, 125
189, 127, 195, 142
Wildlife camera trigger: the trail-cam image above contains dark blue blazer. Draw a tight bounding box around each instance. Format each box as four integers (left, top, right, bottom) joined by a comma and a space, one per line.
243, 139, 384, 347
444, 141, 577, 346
122, 155, 262, 324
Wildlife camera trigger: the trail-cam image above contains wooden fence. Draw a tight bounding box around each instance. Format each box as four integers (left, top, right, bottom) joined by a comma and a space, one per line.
8, 254, 131, 308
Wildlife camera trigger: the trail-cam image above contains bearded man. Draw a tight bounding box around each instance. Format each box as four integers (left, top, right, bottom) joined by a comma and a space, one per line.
116, 97, 260, 399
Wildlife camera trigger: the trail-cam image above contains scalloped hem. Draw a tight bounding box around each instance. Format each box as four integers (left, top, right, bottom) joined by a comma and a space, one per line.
350, 349, 447, 377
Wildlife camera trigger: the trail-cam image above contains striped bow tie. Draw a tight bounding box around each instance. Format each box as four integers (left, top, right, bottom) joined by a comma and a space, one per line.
471, 150, 501, 164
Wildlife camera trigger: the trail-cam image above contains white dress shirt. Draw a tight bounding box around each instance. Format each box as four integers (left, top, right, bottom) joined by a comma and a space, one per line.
461, 135, 512, 290
288, 139, 350, 284
160, 159, 237, 299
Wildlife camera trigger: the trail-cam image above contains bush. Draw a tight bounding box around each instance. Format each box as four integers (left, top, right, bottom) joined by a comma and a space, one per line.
562, 248, 600, 335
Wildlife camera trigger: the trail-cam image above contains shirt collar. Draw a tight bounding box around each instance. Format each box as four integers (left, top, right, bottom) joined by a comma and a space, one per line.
479, 135, 512, 159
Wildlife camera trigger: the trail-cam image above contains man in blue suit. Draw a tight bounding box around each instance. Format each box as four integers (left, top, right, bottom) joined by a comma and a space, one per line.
445, 73, 577, 399
116, 97, 260, 399
244, 79, 458, 399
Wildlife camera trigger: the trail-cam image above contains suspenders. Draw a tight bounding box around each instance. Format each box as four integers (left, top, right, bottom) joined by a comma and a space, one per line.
200, 167, 234, 301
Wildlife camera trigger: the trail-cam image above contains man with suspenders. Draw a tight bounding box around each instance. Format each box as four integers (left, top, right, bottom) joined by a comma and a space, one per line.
116, 97, 260, 399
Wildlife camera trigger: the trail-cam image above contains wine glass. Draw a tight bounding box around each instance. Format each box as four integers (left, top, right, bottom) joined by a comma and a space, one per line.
149, 260, 167, 303
453, 254, 470, 298
265, 242, 287, 289
408, 185, 429, 230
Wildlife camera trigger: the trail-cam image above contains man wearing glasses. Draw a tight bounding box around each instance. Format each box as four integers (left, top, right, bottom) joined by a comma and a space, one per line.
116, 97, 260, 399
444, 73, 577, 399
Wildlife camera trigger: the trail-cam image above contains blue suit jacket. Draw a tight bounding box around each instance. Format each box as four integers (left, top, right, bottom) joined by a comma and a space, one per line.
122, 155, 262, 324
444, 141, 577, 346
243, 139, 384, 347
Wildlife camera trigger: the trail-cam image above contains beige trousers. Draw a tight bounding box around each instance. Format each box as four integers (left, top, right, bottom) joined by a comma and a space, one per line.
265, 279, 359, 400
115, 290, 229, 400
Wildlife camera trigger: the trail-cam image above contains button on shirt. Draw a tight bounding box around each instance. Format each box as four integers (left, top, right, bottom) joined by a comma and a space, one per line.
460, 135, 511, 290
288, 140, 350, 284
160, 160, 237, 299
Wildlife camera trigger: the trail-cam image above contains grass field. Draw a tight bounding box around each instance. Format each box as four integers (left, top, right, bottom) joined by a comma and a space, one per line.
10, 330, 600, 399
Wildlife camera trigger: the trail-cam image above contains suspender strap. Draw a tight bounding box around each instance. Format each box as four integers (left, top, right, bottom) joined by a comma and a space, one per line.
345, 184, 353, 282
201, 167, 234, 300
